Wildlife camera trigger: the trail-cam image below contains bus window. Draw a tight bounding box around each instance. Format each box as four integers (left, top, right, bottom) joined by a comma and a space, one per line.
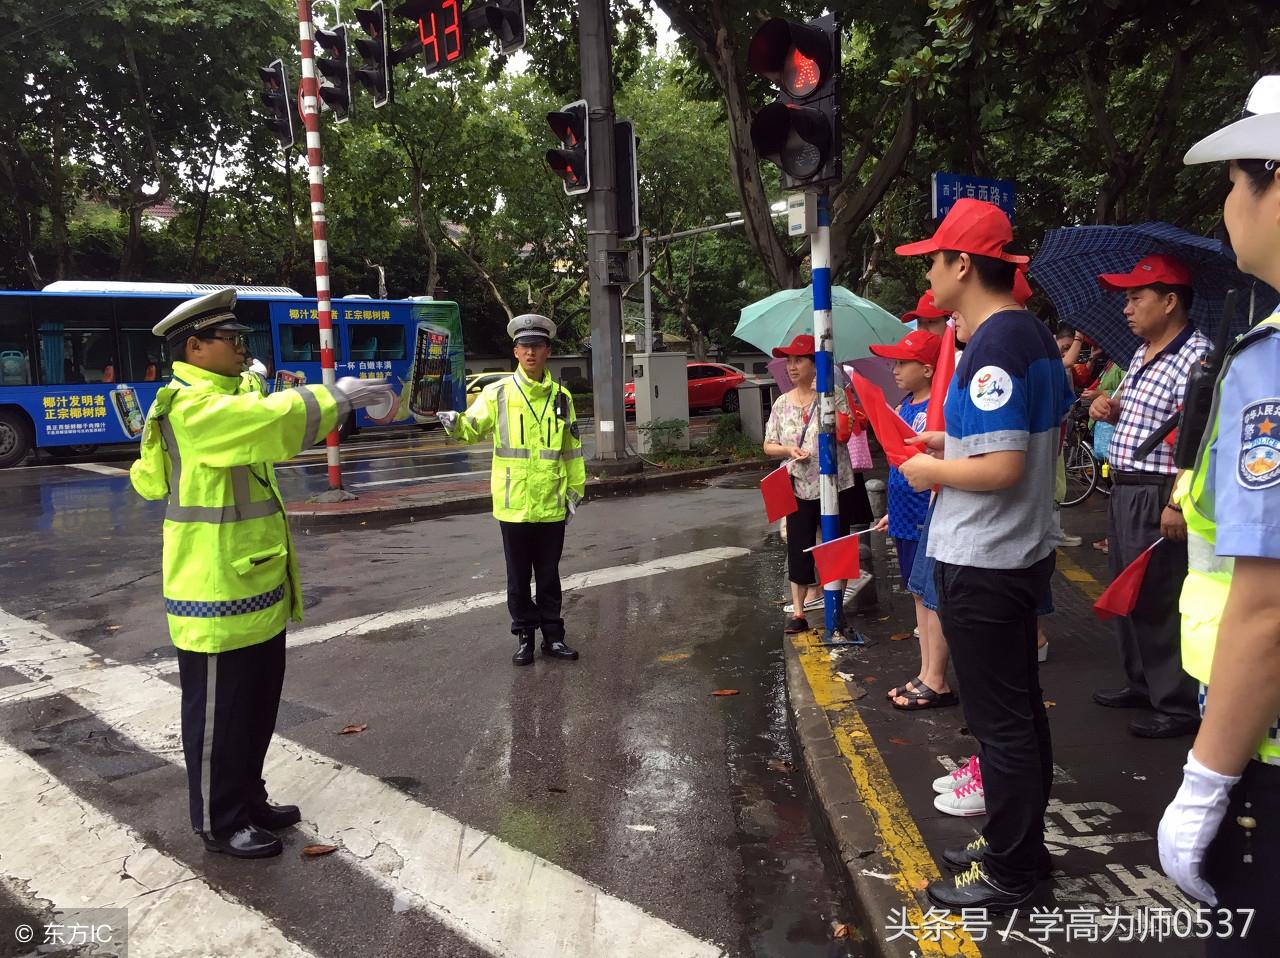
280, 323, 342, 363
348, 323, 406, 362
114, 298, 175, 382
38, 298, 115, 385
0, 297, 34, 386
234, 302, 272, 372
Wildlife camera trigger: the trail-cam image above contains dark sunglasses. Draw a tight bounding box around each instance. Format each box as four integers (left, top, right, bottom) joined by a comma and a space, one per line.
204, 333, 247, 348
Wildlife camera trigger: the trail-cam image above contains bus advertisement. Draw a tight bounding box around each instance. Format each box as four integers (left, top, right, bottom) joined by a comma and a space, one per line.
0, 283, 466, 467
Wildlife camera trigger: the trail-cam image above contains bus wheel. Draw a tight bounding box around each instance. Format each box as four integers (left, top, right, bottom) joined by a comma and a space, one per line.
0, 409, 34, 468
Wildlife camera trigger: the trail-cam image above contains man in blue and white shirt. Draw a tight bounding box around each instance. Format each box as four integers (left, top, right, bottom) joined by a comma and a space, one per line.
897, 199, 1076, 912
1089, 255, 1210, 739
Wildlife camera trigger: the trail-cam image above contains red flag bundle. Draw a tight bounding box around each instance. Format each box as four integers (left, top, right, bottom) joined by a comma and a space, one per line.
809, 533, 862, 586
925, 323, 956, 434
850, 372, 920, 468
760, 464, 798, 522
1093, 538, 1165, 620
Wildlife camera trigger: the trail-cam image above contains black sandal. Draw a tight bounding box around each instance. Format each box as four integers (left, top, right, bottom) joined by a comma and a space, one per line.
783, 616, 810, 634
891, 680, 959, 711
886, 676, 923, 702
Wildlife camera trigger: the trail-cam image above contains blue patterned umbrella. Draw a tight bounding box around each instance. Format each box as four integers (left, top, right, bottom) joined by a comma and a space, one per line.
1029, 223, 1278, 368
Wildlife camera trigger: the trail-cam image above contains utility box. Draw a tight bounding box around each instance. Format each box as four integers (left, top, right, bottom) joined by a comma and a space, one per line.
632, 352, 690, 453
735, 378, 779, 443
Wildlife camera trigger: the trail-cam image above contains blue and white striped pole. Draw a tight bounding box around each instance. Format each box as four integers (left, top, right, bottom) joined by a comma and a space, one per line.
812, 190, 841, 638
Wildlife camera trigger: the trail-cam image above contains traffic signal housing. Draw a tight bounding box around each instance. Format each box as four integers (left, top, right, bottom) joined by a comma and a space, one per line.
258, 59, 295, 150
546, 100, 590, 196
748, 13, 841, 189
396, 0, 465, 76
479, 0, 525, 54
315, 25, 353, 122
355, 3, 392, 107
615, 120, 639, 241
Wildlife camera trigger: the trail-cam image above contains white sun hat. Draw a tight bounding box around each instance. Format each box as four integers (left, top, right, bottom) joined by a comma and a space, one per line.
1185, 75, 1280, 165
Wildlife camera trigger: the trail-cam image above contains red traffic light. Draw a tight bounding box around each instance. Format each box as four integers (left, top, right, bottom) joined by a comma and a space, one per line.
748, 18, 833, 101
546, 100, 590, 196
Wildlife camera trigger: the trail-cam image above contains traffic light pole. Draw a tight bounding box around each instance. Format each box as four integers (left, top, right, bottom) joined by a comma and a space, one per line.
579, 0, 628, 462
812, 190, 843, 639
297, 0, 353, 500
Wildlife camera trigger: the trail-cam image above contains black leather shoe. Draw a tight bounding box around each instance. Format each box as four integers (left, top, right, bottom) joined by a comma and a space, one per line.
1130, 713, 1200, 738
201, 824, 283, 859
942, 836, 1052, 879
541, 639, 579, 661
927, 863, 1036, 913
513, 631, 536, 667
1092, 687, 1149, 708
249, 802, 301, 831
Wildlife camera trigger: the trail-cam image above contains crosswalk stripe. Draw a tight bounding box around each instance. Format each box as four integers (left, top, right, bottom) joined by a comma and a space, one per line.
67, 462, 130, 476
0, 737, 316, 958
0, 608, 726, 958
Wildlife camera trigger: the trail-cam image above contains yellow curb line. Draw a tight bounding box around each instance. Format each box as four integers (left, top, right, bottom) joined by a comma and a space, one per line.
792, 629, 981, 958
1054, 548, 1105, 601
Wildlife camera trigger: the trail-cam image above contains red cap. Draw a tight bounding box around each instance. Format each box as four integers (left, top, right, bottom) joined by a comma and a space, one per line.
772, 333, 816, 358
869, 329, 943, 367
1013, 267, 1033, 305
895, 198, 1029, 264
1097, 254, 1192, 291
901, 290, 948, 324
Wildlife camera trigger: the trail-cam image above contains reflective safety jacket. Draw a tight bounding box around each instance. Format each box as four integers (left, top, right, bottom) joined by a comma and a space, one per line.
129, 361, 350, 653
449, 367, 586, 522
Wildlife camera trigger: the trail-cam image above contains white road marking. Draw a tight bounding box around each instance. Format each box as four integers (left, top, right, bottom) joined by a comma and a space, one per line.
0, 737, 316, 958
354, 468, 491, 489
0, 608, 726, 958
66, 462, 130, 476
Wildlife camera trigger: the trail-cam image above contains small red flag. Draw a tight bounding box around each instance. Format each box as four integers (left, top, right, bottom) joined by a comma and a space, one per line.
925, 324, 956, 434
851, 372, 920, 467
760, 464, 799, 522
810, 533, 861, 586
1094, 538, 1164, 620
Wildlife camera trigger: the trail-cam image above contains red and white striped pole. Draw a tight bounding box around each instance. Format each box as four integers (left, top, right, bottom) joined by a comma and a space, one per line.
297, 0, 348, 496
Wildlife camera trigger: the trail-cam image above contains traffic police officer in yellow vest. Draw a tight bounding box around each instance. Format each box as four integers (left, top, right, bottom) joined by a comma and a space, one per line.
130, 288, 392, 859
1157, 77, 1280, 952
439, 314, 587, 666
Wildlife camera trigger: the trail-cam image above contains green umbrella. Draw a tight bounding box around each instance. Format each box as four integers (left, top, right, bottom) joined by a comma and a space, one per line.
733, 285, 903, 361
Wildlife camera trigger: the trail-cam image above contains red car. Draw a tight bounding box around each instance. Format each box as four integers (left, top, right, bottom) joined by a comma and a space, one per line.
624, 362, 746, 414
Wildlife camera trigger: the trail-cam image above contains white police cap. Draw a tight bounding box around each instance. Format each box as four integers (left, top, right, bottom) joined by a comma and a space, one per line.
152, 288, 250, 345
1185, 75, 1280, 165
507, 313, 556, 343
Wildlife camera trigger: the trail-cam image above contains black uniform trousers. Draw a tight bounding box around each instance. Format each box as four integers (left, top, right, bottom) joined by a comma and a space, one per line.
177, 630, 286, 835
1107, 475, 1199, 719
499, 520, 567, 641
936, 553, 1056, 890
1204, 759, 1280, 956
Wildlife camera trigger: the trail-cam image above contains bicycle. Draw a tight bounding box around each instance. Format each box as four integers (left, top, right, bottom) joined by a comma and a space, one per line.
1061, 405, 1099, 507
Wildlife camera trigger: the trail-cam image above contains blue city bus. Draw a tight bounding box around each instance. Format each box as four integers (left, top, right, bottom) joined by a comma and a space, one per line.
0, 281, 466, 467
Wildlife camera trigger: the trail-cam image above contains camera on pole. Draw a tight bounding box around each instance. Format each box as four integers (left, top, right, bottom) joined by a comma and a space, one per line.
315, 25, 353, 122
748, 13, 841, 189
355, 3, 393, 107
546, 100, 590, 196
258, 59, 296, 150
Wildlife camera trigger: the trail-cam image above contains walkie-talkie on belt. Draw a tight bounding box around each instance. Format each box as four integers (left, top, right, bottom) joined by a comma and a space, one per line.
1134, 288, 1239, 467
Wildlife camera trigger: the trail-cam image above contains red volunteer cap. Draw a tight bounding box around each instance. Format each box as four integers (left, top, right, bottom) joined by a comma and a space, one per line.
1097, 254, 1192, 291
869, 328, 943, 367
901, 290, 948, 324
895, 198, 1029, 265
772, 333, 816, 358
1013, 267, 1033, 305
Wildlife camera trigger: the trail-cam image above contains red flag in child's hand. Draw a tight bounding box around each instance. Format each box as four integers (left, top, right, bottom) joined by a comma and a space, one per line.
925, 324, 956, 434
760, 464, 798, 522
1094, 538, 1164, 620
810, 533, 861, 586
850, 372, 919, 468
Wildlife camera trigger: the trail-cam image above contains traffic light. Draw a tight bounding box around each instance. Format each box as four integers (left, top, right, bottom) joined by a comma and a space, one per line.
257, 59, 295, 150
315, 25, 353, 122
748, 13, 841, 189
478, 0, 525, 54
546, 100, 590, 195
355, 3, 392, 107
396, 0, 465, 76
614, 119, 639, 241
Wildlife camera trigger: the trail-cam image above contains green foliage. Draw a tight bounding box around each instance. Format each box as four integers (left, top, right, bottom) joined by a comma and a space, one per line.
639, 412, 763, 469
636, 417, 688, 459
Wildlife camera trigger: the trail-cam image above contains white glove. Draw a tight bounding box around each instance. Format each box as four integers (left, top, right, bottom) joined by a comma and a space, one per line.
566, 498, 577, 524
437, 410, 459, 433
335, 377, 392, 411
1157, 750, 1241, 905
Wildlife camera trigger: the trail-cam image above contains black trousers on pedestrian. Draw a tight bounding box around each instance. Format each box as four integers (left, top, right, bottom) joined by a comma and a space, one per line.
1107, 475, 1198, 719
936, 554, 1056, 889
177, 631, 286, 835
499, 520, 566, 641
784, 477, 872, 585
1204, 759, 1280, 957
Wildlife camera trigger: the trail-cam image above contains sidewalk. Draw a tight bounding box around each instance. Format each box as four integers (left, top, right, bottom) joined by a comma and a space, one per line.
786, 499, 1208, 958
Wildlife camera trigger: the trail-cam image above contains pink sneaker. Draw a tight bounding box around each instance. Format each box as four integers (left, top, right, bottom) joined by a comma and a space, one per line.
934, 762, 986, 817
932, 755, 979, 795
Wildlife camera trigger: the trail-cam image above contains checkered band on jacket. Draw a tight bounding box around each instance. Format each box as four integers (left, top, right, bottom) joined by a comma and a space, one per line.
165, 585, 285, 619
1109, 329, 1210, 474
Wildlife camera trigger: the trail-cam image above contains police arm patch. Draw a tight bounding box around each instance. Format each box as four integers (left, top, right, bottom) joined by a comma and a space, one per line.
1238, 399, 1280, 490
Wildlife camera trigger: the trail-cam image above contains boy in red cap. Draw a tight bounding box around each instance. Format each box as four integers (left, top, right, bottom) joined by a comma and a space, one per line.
902, 290, 950, 338
895, 199, 1076, 911
1087, 254, 1208, 739
868, 329, 956, 712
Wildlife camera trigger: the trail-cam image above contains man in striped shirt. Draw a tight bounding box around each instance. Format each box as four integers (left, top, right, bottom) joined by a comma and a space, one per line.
1089, 255, 1210, 739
